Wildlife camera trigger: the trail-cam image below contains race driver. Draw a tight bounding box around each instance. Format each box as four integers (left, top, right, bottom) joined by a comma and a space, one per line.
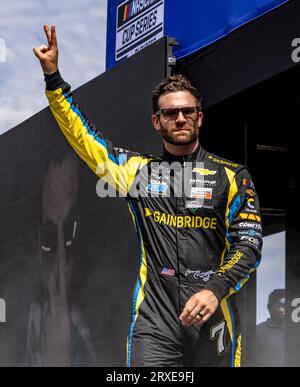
33, 25, 263, 367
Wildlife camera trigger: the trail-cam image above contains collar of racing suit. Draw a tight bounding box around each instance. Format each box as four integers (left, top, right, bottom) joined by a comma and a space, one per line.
162, 144, 206, 163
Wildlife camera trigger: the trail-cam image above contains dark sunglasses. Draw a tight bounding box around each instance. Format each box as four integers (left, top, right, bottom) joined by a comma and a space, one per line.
39, 210, 79, 256
156, 107, 199, 120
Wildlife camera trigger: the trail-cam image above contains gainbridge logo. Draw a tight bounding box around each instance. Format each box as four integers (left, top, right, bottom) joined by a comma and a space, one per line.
144, 208, 218, 230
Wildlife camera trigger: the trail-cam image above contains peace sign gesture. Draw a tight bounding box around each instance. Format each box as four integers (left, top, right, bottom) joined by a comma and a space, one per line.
33, 25, 58, 75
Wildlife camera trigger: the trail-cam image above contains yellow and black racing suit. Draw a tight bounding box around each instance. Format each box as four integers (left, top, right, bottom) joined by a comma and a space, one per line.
45, 71, 262, 367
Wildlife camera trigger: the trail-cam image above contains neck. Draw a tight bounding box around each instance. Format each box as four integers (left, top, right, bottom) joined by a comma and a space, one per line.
271, 316, 284, 327
163, 139, 200, 157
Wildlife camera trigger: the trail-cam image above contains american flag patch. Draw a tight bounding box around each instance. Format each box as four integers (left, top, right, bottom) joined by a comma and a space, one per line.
161, 268, 176, 277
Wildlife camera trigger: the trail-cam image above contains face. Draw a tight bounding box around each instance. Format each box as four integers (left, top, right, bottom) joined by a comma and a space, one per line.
270, 297, 286, 322
152, 91, 203, 146
40, 157, 79, 288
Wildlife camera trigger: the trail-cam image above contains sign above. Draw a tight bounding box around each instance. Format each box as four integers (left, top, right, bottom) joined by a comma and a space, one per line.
115, 0, 164, 62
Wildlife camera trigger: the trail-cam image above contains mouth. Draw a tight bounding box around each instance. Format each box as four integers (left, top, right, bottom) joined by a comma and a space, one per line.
173, 128, 191, 133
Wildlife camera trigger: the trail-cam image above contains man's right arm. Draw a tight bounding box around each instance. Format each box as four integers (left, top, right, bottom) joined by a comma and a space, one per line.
34, 25, 150, 196
45, 71, 149, 196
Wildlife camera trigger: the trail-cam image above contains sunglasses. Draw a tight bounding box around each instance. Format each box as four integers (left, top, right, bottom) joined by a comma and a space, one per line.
276, 297, 286, 306
156, 107, 199, 121
39, 210, 79, 257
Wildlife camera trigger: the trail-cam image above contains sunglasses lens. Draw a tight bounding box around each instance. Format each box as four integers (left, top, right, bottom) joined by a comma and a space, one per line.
41, 220, 57, 253
163, 108, 179, 120
162, 107, 198, 120
181, 107, 198, 118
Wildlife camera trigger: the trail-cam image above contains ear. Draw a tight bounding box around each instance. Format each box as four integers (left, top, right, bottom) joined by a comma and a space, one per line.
152, 114, 162, 132
197, 111, 204, 128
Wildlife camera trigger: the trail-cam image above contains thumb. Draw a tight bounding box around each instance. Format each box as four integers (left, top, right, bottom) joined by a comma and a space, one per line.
33, 47, 44, 60
33, 45, 48, 59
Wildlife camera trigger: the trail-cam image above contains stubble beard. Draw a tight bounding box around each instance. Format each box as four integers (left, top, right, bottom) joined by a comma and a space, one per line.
161, 122, 199, 146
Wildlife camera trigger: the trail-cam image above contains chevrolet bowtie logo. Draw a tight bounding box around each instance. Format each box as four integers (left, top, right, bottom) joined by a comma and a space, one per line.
193, 168, 217, 176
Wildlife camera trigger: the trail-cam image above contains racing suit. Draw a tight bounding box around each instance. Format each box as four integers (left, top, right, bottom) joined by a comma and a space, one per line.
45, 70, 263, 367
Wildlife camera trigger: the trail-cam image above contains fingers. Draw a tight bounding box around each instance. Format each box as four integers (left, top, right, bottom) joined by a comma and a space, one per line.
180, 304, 206, 326
51, 25, 58, 48
39, 45, 48, 53
44, 24, 51, 45
189, 315, 204, 327
179, 290, 219, 327
179, 301, 199, 326
188, 309, 210, 326
43, 24, 57, 48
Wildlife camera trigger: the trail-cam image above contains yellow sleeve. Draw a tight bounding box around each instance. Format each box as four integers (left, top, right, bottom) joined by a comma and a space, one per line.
46, 86, 151, 197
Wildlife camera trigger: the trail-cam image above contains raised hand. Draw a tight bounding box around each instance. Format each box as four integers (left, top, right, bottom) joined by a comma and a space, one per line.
33, 25, 58, 75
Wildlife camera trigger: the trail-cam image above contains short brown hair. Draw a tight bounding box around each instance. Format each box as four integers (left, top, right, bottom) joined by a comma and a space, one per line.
152, 74, 202, 114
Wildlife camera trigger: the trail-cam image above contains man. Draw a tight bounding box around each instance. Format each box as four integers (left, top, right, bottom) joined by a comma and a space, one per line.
255, 289, 285, 367
26, 149, 96, 367
33, 25, 263, 367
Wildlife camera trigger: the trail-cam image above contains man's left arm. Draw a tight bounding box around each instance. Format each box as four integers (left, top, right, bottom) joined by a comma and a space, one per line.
180, 167, 263, 326
205, 167, 263, 301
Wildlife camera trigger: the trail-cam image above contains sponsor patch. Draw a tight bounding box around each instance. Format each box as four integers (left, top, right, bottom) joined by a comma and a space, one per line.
147, 181, 168, 194
240, 236, 261, 248
190, 187, 213, 200
239, 222, 262, 230
238, 229, 262, 238
208, 155, 239, 168
240, 213, 261, 222
246, 189, 256, 197
219, 251, 244, 273
193, 168, 217, 176
247, 198, 255, 209
189, 179, 217, 187
186, 201, 214, 211
243, 179, 255, 188
186, 200, 203, 210
145, 209, 218, 229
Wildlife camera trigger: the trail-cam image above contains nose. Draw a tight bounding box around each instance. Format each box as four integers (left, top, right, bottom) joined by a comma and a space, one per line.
56, 222, 67, 268
176, 110, 186, 122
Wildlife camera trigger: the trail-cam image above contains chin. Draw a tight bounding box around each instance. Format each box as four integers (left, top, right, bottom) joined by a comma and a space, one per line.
175, 141, 193, 146
174, 136, 196, 146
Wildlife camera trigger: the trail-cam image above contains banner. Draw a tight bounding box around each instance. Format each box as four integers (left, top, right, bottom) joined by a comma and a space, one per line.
106, 0, 289, 69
